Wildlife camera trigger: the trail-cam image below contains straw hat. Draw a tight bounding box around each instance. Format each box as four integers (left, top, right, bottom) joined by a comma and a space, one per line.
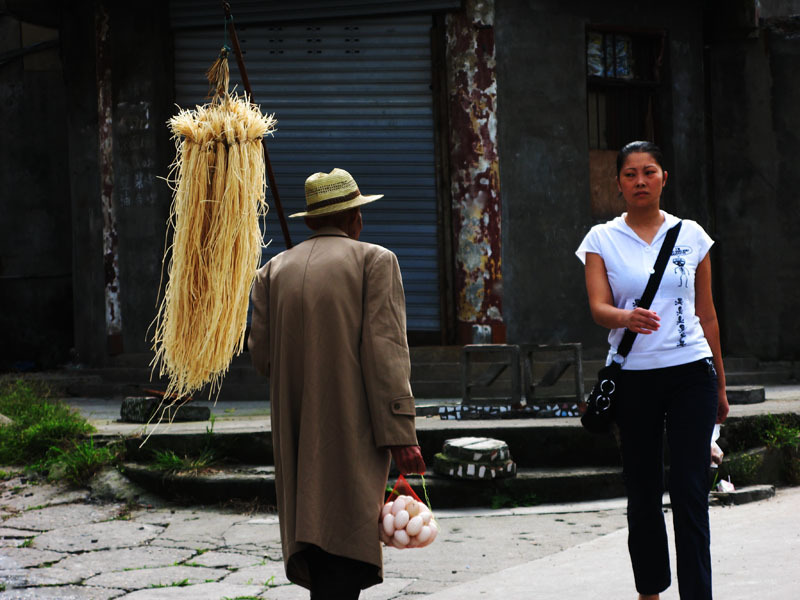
289, 168, 383, 218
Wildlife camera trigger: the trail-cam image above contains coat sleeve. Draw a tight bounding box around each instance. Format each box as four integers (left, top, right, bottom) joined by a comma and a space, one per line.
247, 263, 270, 377
360, 249, 419, 448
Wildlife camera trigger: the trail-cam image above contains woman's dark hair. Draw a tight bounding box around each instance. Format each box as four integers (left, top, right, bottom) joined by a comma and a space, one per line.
616, 141, 665, 175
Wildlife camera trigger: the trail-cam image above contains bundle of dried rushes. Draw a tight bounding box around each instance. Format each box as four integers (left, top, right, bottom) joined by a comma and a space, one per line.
151, 54, 276, 406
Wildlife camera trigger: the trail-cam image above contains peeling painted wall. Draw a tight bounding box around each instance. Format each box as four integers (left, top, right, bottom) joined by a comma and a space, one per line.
446, 0, 504, 343
95, 0, 123, 354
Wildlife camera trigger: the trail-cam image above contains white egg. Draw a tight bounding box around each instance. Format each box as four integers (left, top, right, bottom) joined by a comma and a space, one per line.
382, 513, 395, 536
379, 525, 392, 545
428, 519, 439, 542
391, 497, 407, 515
394, 509, 410, 529
393, 528, 410, 546
416, 525, 432, 544
406, 515, 423, 536
419, 510, 431, 525
381, 501, 393, 518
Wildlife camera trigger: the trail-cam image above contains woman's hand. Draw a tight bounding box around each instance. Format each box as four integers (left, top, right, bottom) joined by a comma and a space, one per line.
585, 254, 662, 333
716, 390, 729, 424
624, 307, 661, 334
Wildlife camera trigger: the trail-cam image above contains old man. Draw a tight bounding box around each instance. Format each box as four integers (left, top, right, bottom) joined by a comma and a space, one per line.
248, 168, 425, 599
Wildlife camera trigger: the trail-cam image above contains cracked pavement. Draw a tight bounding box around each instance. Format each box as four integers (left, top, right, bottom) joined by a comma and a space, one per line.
2, 471, 798, 599
0, 470, 629, 599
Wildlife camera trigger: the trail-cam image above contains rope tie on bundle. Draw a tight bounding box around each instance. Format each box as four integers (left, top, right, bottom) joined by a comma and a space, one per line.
148, 18, 276, 432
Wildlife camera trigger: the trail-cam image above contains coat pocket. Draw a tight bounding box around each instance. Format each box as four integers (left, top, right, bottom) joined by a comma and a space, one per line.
390, 396, 416, 416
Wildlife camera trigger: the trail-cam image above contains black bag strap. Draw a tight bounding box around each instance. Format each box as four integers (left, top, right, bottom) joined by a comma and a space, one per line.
615, 221, 682, 359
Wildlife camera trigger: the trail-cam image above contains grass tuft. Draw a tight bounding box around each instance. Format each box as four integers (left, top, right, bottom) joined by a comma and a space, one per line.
0, 379, 94, 466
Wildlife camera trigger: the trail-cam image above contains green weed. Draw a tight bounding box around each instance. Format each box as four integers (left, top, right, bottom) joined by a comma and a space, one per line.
151, 413, 219, 474
45, 439, 119, 487
150, 578, 190, 588
152, 448, 217, 474
759, 414, 800, 450
490, 492, 539, 509
0, 379, 94, 466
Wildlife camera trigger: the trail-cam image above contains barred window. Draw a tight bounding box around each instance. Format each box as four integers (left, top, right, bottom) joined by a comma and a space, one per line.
587, 28, 665, 218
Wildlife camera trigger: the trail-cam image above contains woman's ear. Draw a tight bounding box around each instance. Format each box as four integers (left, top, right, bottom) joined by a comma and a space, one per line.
662, 170, 669, 187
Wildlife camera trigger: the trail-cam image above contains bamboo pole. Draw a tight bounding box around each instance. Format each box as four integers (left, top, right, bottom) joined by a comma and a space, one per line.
223, 1, 293, 249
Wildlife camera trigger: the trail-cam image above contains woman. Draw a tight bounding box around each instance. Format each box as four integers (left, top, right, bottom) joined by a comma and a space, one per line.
576, 141, 729, 600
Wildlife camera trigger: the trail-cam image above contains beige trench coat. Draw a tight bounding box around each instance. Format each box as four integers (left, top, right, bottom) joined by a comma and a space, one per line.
247, 226, 419, 590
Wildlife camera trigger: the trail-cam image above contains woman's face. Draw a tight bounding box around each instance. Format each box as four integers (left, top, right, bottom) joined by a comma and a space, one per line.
616, 152, 668, 209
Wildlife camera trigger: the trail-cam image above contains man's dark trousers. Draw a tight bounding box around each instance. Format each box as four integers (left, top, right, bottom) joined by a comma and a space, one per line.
304, 545, 373, 599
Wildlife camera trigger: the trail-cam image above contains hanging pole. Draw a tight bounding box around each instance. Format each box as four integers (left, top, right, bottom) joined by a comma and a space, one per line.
223, 1, 293, 249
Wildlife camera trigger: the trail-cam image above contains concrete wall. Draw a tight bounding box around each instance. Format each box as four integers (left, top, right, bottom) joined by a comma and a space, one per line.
707, 17, 800, 359
59, 0, 173, 365
494, 1, 709, 355
0, 8, 73, 369
108, 1, 174, 357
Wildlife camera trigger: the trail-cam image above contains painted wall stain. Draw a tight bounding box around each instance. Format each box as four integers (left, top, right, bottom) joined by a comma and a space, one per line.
446, 0, 503, 339
96, 1, 122, 341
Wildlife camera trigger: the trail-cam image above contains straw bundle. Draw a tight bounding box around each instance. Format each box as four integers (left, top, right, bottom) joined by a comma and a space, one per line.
151, 53, 276, 404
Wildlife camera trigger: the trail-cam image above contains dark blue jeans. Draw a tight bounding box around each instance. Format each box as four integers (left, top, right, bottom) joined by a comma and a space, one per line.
615, 358, 718, 599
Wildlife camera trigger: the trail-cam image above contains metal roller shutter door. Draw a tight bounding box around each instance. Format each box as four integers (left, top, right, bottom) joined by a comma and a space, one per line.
172, 14, 441, 332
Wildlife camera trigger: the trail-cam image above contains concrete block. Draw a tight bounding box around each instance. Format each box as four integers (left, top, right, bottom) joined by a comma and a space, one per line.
711, 484, 775, 505
433, 453, 517, 480
120, 397, 210, 423
442, 437, 511, 463
727, 385, 766, 404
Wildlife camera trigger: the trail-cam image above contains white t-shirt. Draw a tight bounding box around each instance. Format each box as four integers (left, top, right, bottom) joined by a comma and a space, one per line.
576, 211, 714, 370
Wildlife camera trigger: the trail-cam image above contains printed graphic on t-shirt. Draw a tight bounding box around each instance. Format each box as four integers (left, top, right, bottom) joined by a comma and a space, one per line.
672, 246, 693, 288
675, 298, 687, 347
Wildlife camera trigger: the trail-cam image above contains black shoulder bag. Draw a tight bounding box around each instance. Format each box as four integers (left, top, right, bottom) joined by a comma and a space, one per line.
581, 221, 683, 433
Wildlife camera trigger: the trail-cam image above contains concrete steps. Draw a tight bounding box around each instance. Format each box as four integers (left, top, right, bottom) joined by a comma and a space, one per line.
69, 350, 797, 402
87, 392, 800, 508
120, 463, 626, 507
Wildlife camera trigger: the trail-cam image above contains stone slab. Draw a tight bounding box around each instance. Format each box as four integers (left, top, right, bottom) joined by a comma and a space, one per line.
53, 547, 195, 575
0, 547, 65, 569
2, 503, 124, 532
220, 517, 282, 548
152, 512, 243, 548
88, 468, 163, 506
0, 565, 82, 587
116, 582, 263, 599
0, 480, 89, 512
84, 565, 229, 591
187, 550, 262, 569
0, 585, 123, 600
32, 521, 163, 553
0, 528, 37, 539
219, 563, 290, 587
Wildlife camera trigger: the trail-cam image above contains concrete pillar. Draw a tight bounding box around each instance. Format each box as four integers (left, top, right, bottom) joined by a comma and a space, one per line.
445, 0, 504, 344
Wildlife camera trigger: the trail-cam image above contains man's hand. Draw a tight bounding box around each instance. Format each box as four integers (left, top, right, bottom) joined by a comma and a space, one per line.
390, 445, 426, 475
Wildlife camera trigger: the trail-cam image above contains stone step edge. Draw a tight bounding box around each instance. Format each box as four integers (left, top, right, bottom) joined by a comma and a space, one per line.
120, 462, 626, 508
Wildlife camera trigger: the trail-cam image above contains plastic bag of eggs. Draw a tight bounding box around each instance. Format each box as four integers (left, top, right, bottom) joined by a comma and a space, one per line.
379, 495, 439, 549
